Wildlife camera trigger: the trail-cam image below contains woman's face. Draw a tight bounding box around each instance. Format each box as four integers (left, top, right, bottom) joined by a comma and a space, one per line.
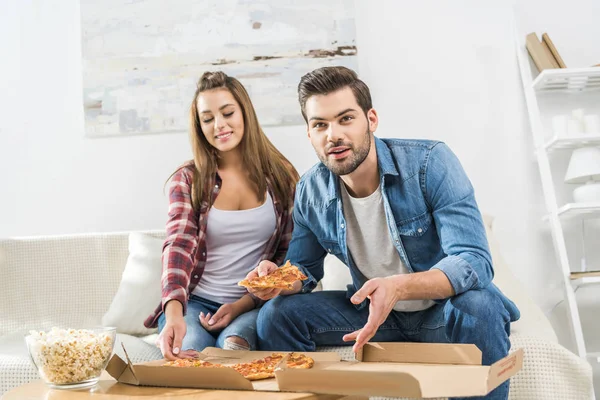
197, 88, 245, 153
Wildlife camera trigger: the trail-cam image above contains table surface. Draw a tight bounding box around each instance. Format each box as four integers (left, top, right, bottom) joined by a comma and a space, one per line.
2, 375, 357, 400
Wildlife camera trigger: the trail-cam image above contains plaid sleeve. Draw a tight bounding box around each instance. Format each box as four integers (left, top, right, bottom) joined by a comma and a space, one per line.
160, 168, 199, 317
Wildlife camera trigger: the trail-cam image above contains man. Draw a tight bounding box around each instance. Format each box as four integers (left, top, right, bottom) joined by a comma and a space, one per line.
245, 66, 519, 400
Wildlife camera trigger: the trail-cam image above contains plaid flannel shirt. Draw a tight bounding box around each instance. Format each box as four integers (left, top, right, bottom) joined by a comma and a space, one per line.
144, 166, 295, 328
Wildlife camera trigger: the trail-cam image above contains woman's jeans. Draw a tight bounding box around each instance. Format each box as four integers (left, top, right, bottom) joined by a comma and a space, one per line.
158, 294, 259, 351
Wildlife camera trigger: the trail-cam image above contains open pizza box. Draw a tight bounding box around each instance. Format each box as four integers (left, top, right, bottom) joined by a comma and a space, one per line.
106, 342, 523, 398
276, 342, 523, 398
105, 344, 342, 393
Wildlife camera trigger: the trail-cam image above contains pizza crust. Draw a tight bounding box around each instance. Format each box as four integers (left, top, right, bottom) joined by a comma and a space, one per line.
163, 359, 223, 368
240, 371, 274, 381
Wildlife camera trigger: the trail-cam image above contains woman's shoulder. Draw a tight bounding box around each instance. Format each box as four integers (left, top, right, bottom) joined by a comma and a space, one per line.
172, 162, 196, 180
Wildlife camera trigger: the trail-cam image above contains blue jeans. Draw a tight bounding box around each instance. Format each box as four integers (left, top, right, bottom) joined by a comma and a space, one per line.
257, 288, 511, 400
158, 295, 259, 351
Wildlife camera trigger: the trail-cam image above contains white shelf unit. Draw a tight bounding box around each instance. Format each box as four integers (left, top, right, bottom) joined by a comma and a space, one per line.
543, 202, 600, 222
589, 352, 600, 364
571, 275, 600, 288
533, 67, 600, 93
544, 133, 600, 151
556, 202, 600, 220
516, 37, 600, 365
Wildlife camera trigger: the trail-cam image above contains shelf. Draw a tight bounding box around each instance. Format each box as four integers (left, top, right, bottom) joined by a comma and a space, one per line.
587, 352, 600, 363
544, 203, 600, 221
533, 67, 600, 93
570, 271, 600, 287
570, 271, 600, 279
542, 133, 600, 151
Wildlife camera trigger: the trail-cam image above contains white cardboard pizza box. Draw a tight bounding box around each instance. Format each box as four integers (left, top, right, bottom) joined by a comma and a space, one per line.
276, 342, 523, 398
106, 342, 522, 398
105, 345, 340, 392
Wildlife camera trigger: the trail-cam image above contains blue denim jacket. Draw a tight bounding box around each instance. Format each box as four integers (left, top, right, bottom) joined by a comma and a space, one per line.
286, 137, 520, 322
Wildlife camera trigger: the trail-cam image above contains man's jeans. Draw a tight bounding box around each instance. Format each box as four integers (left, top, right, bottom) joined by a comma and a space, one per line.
257, 288, 511, 400
158, 295, 259, 351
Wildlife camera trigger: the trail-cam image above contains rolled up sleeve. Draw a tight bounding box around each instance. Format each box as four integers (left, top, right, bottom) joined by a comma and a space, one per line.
425, 143, 493, 295
284, 184, 326, 294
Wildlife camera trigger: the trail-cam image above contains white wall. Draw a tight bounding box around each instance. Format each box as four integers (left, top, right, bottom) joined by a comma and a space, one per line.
354, 0, 600, 393
354, 0, 561, 311
1, 0, 599, 391
0, 0, 317, 237
515, 0, 600, 68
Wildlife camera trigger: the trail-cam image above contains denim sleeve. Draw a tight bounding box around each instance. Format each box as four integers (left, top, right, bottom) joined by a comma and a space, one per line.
283, 186, 327, 294
424, 143, 493, 295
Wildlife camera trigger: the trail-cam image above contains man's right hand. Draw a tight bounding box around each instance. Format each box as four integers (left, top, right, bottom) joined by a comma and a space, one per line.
245, 260, 284, 300
157, 301, 188, 360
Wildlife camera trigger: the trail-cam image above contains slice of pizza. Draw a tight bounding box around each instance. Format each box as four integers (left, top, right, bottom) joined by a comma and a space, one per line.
238, 260, 308, 290
284, 352, 315, 369
163, 358, 224, 368
231, 352, 314, 381
231, 359, 275, 381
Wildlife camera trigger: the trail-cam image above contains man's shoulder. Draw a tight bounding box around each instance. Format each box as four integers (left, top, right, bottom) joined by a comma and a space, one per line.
377, 138, 446, 177
296, 163, 333, 203
297, 162, 330, 187
380, 138, 442, 154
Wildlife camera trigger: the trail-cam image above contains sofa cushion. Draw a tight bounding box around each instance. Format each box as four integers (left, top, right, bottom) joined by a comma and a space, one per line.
0, 233, 131, 336
102, 232, 163, 336
321, 254, 352, 291
484, 217, 558, 343
112, 333, 163, 363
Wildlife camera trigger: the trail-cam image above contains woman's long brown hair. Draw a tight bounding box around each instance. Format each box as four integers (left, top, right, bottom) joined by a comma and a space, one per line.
170, 71, 299, 212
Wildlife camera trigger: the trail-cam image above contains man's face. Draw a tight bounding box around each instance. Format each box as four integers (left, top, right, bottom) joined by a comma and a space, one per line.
305, 87, 376, 176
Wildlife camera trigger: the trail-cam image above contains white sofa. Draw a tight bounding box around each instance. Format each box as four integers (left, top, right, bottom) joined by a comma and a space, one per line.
0, 216, 594, 399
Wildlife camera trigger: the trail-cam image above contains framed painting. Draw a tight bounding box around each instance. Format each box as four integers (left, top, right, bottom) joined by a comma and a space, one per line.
80, 0, 358, 137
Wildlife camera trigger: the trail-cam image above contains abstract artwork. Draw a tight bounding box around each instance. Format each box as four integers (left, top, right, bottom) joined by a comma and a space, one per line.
80, 0, 358, 137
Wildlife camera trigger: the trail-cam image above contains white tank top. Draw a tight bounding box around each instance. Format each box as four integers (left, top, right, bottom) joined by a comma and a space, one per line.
192, 191, 277, 304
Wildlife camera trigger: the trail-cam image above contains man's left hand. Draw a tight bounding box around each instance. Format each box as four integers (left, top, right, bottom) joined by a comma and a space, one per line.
342, 276, 399, 353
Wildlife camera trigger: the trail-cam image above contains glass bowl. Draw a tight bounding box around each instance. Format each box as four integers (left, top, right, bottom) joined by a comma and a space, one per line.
25, 327, 116, 389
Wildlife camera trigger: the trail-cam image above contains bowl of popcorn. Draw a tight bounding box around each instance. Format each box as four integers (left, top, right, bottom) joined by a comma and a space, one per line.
25, 327, 116, 389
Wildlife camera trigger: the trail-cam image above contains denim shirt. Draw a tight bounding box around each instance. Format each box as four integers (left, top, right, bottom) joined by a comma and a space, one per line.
286, 137, 520, 322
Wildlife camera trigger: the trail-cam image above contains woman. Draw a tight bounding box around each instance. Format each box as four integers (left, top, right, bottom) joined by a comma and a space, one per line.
144, 71, 299, 360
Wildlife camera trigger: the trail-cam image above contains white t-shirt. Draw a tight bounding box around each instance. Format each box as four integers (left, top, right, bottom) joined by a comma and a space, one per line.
340, 183, 434, 312
192, 191, 277, 304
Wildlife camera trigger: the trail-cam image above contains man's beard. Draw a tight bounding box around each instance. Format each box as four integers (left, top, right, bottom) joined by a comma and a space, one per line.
318, 129, 371, 176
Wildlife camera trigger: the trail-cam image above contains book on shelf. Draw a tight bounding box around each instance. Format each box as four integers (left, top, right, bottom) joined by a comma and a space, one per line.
570, 271, 600, 280
542, 33, 567, 68
525, 32, 566, 72
526, 32, 557, 72
541, 39, 560, 68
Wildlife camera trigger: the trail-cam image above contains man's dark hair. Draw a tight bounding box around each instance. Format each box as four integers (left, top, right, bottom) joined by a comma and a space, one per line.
297, 66, 372, 122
